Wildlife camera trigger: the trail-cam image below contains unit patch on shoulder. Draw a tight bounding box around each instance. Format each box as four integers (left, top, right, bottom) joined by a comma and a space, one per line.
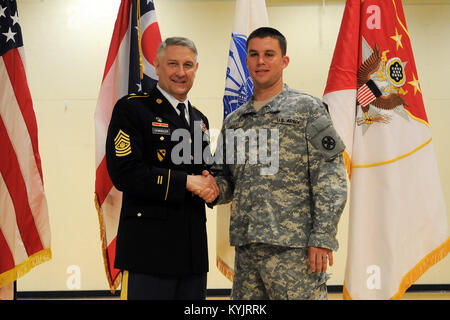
322, 136, 336, 150
114, 129, 132, 157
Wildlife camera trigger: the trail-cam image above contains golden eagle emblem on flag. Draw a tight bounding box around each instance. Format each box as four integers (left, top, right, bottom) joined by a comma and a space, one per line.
356, 38, 408, 127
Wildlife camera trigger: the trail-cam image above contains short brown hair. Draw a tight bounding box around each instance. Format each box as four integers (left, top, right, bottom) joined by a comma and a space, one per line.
246, 27, 287, 56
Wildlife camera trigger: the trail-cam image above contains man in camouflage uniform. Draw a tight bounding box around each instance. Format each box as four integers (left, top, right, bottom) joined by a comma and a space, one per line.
210, 27, 347, 299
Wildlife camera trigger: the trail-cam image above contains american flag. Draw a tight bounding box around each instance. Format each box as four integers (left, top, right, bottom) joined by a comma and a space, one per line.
94, 0, 161, 292
0, 0, 51, 297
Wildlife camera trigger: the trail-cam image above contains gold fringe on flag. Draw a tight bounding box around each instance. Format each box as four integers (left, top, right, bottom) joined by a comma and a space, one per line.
342, 151, 352, 179
0, 248, 52, 289
343, 236, 450, 300
216, 256, 234, 282
390, 236, 450, 300
94, 193, 122, 294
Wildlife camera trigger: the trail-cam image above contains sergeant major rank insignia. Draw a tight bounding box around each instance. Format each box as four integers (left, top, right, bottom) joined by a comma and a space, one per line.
114, 129, 131, 157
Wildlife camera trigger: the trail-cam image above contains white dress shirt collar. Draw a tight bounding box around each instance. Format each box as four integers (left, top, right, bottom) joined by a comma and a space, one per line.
157, 84, 189, 122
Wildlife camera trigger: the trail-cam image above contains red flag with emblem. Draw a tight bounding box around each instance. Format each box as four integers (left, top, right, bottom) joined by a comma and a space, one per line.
323, 0, 449, 299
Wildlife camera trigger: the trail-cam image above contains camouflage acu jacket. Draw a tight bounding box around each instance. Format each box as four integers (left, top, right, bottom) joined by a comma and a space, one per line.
212, 85, 347, 251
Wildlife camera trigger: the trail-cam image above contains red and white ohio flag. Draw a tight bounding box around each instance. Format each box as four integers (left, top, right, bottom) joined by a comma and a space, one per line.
94, 0, 161, 292
323, 0, 449, 299
0, 0, 51, 298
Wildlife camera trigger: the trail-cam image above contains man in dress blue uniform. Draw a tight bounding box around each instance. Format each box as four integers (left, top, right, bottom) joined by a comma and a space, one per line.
106, 37, 218, 300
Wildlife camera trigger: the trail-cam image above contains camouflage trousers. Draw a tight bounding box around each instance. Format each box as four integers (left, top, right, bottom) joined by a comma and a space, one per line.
232, 243, 329, 300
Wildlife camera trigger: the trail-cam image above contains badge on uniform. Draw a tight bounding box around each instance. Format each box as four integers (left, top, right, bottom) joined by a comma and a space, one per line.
307, 116, 345, 161
152, 121, 169, 128
322, 136, 336, 150
114, 129, 132, 157
157, 149, 166, 162
201, 120, 208, 134
274, 118, 301, 125
152, 121, 171, 135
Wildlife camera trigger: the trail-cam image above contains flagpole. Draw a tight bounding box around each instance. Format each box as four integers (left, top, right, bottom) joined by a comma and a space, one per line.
137, 0, 144, 80
13, 281, 16, 300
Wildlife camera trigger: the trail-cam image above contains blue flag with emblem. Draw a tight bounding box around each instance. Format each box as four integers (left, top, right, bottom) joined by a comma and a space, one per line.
222, 0, 269, 120
223, 33, 253, 119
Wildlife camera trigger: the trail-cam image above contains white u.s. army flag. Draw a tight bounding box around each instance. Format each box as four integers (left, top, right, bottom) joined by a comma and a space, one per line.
217, 0, 269, 281
323, 0, 449, 299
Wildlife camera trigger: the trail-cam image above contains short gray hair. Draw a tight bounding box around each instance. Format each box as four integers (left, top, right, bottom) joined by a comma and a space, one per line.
156, 37, 198, 60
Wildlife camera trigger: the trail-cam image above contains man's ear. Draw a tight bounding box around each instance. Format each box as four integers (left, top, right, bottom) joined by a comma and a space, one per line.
154, 57, 160, 76
282, 55, 290, 69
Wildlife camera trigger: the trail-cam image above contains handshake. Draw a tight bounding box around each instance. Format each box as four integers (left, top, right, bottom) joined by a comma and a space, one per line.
186, 170, 219, 203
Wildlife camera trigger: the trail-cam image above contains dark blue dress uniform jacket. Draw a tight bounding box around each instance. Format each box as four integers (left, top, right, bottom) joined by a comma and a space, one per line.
105, 86, 211, 276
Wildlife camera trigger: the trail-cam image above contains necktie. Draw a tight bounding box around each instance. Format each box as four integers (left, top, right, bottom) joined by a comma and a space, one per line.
177, 103, 189, 128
